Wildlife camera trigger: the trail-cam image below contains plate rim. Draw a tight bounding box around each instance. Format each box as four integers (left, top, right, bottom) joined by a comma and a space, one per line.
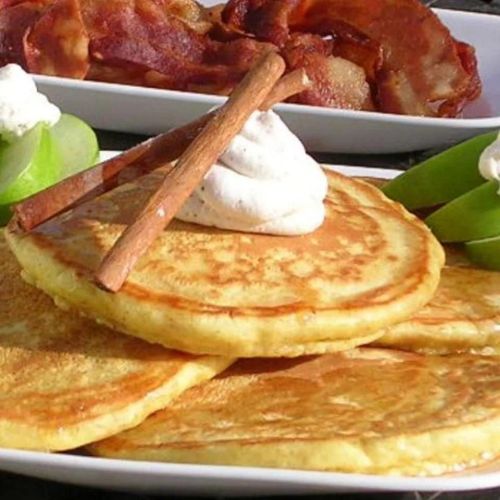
0, 446, 499, 493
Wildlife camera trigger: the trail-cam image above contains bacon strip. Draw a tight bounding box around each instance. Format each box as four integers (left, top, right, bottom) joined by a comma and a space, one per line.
24, 0, 89, 78
438, 39, 482, 117
290, 0, 477, 116
281, 33, 370, 109
84, 0, 269, 94
0, 2, 41, 67
306, 19, 383, 82
223, 0, 303, 47
221, 0, 480, 117
0, 0, 49, 8
151, 0, 212, 34
0, 0, 482, 116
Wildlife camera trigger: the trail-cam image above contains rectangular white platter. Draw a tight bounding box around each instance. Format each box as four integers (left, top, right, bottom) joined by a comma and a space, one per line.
33, 7, 500, 154
0, 164, 499, 497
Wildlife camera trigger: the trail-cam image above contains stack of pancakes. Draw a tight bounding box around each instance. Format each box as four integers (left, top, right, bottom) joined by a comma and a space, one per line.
2, 168, 499, 476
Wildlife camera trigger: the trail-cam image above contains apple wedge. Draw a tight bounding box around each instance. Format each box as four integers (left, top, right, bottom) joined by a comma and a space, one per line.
425, 181, 500, 242
465, 235, 500, 271
49, 113, 99, 179
0, 114, 99, 225
0, 123, 60, 225
382, 131, 497, 209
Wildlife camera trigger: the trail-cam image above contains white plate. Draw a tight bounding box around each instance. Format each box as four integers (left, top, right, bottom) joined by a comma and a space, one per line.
1, 164, 499, 496
0, 448, 499, 497
32, 6, 500, 153
33, 8, 500, 154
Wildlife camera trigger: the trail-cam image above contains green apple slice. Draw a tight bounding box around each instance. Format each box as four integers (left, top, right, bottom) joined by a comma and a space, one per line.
382, 131, 497, 209
0, 124, 60, 225
465, 234, 500, 271
425, 181, 500, 242
49, 113, 99, 179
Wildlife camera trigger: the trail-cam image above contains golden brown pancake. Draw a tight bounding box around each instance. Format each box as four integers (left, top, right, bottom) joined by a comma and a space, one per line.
90, 348, 500, 476
5, 169, 444, 357
348, 173, 500, 355
375, 255, 500, 355
0, 233, 231, 451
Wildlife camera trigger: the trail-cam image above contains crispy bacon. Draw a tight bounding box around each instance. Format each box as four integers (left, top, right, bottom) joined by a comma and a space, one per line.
24, 0, 89, 78
87, 60, 153, 87
205, 37, 275, 69
91, 36, 231, 91
221, 0, 481, 117
80, 0, 205, 59
0, 2, 42, 67
0, 0, 49, 8
0, 0, 481, 116
438, 39, 482, 117
151, 0, 212, 34
376, 68, 434, 116
82, 0, 210, 90
223, 0, 302, 47
85, 3, 206, 63
282, 33, 371, 109
221, 0, 255, 33
83, 0, 272, 94
289, 0, 478, 116
306, 19, 383, 82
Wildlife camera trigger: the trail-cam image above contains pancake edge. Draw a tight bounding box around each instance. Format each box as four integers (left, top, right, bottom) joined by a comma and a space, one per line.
5, 221, 444, 357
0, 356, 232, 451
89, 414, 500, 477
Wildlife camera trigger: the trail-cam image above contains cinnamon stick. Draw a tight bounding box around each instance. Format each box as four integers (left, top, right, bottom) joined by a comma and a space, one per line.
261, 69, 310, 110
13, 69, 309, 232
95, 52, 286, 292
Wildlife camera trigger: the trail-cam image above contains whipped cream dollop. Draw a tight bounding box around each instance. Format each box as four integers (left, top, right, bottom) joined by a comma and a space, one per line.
177, 110, 328, 235
0, 64, 61, 142
479, 131, 500, 194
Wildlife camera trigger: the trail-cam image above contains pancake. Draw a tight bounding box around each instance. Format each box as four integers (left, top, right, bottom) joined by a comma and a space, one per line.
348, 174, 500, 355
0, 233, 231, 451
5, 169, 444, 357
374, 252, 500, 355
90, 348, 500, 476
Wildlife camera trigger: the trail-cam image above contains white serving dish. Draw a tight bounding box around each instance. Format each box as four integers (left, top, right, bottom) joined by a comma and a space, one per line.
33, 8, 500, 154
0, 164, 499, 496
0, 447, 499, 497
